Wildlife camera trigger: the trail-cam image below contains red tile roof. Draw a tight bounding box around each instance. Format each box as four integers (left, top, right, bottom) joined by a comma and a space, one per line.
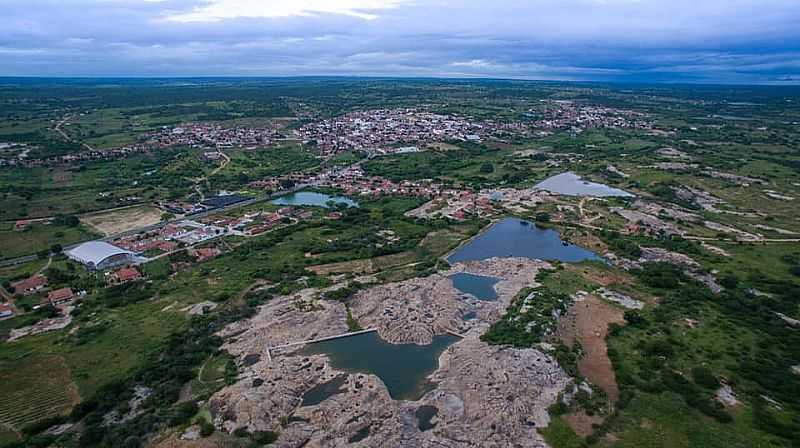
46, 287, 74, 303
114, 267, 141, 282
12, 275, 48, 293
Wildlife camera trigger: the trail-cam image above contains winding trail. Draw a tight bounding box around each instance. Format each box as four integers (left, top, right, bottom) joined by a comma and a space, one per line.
53, 114, 94, 152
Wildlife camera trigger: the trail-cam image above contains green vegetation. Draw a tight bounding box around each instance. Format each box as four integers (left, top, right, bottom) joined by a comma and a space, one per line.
481, 282, 571, 347
0, 222, 98, 260
2, 78, 800, 448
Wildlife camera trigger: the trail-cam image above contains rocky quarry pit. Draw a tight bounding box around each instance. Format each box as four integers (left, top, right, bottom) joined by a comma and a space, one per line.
208, 257, 573, 447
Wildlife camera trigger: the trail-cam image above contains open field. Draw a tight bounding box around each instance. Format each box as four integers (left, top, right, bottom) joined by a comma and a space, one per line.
559, 294, 625, 402
80, 205, 163, 236
0, 354, 79, 432
0, 222, 98, 260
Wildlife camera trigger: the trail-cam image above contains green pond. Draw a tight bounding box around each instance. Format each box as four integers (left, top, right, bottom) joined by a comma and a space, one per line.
298, 332, 458, 401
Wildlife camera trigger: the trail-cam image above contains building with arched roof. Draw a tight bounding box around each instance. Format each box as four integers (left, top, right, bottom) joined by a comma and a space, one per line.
66, 241, 137, 271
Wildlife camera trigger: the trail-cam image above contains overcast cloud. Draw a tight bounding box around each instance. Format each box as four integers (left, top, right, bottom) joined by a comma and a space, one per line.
1, 0, 799, 83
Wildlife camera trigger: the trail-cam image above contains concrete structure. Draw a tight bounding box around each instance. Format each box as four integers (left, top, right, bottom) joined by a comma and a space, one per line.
66, 241, 136, 271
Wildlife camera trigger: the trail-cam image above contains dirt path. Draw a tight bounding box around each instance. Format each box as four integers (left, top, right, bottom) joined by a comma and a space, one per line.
53, 114, 94, 152
35, 257, 52, 275
209, 150, 230, 177
190, 150, 229, 203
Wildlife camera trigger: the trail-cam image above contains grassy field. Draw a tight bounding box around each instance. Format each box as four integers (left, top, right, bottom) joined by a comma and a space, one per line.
600, 392, 782, 448
0, 222, 99, 260
0, 354, 79, 432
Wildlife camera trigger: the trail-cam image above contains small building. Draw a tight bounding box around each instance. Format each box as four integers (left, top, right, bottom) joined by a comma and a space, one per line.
66, 241, 137, 271
41, 287, 74, 308
194, 247, 221, 262
11, 275, 48, 295
110, 267, 142, 284
0, 303, 14, 319
14, 220, 30, 231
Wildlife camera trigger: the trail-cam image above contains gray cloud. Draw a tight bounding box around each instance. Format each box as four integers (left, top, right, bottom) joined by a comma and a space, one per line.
0, 0, 799, 82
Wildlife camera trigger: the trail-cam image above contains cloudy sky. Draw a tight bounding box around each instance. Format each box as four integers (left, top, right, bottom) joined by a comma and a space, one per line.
1, 0, 799, 83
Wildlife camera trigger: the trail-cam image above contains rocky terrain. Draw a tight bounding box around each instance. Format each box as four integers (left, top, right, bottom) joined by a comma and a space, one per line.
220, 287, 349, 356
210, 329, 569, 447
350, 257, 551, 344
207, 257, 569, 447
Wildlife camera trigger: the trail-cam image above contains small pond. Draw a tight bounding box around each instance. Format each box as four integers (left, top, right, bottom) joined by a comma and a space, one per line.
301, 374, 348, 407
448, 217, 603, 264
298, 332, 458, 400
450, 273, 500, 301
535, 171, 633, 197
271, 191, 359, 208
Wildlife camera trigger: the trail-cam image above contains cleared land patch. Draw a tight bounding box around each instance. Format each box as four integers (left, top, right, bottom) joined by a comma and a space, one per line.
558, 294, 625, 402
80, 205, 163, 236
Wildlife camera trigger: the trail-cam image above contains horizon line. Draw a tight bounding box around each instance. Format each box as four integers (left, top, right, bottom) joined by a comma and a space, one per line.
0, 74, 799, 88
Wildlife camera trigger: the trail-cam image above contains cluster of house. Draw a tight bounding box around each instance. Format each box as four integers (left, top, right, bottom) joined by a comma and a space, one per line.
405, 190, 498, 221
10, 144, 156, 168
529, 100, 653, 131
248, 172, 313, 192
9, 120, 285, 168
5, 262, 146, 317
0, 142, 33, 167
200, 206, 311, 236
317, 166, 448, 199
113, 220, 225, 253
145, 122, 283, 150
296, 108, 491, 156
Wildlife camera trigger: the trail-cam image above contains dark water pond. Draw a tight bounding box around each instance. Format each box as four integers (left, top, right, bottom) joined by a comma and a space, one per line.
450, 272, 500, 301
416, 405, 439, 431
271, 191, 358, 208
447, 217, 602, 264
301, 374, 348, 407
298, 332, 458, 400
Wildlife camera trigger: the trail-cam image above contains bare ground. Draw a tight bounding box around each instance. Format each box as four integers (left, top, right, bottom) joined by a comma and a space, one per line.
557, 295, 624, 402
80, 205, 163, 236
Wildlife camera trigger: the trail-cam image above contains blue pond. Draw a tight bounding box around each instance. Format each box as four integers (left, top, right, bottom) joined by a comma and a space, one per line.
535, 172, 633, 197
450, 272, 500, 301
271, 191, 358, 208
298, 332, 457, 400
448, 217, 602, 264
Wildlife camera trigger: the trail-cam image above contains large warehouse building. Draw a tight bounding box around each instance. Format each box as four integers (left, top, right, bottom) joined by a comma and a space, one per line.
66, 241, 137, 271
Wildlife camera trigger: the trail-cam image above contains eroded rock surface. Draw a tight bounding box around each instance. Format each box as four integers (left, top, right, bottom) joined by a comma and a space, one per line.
208, 257, 568, 447
220, 288, 349, 357
419, 331, 570, 448
350, 257, 551, 344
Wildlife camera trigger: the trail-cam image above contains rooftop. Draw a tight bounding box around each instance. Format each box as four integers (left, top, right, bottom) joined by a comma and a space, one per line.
66, 241, 135, 266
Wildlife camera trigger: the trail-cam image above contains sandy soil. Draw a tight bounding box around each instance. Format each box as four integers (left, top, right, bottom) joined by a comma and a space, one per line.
80, 205, 162, 236
558, 295, 624, 402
